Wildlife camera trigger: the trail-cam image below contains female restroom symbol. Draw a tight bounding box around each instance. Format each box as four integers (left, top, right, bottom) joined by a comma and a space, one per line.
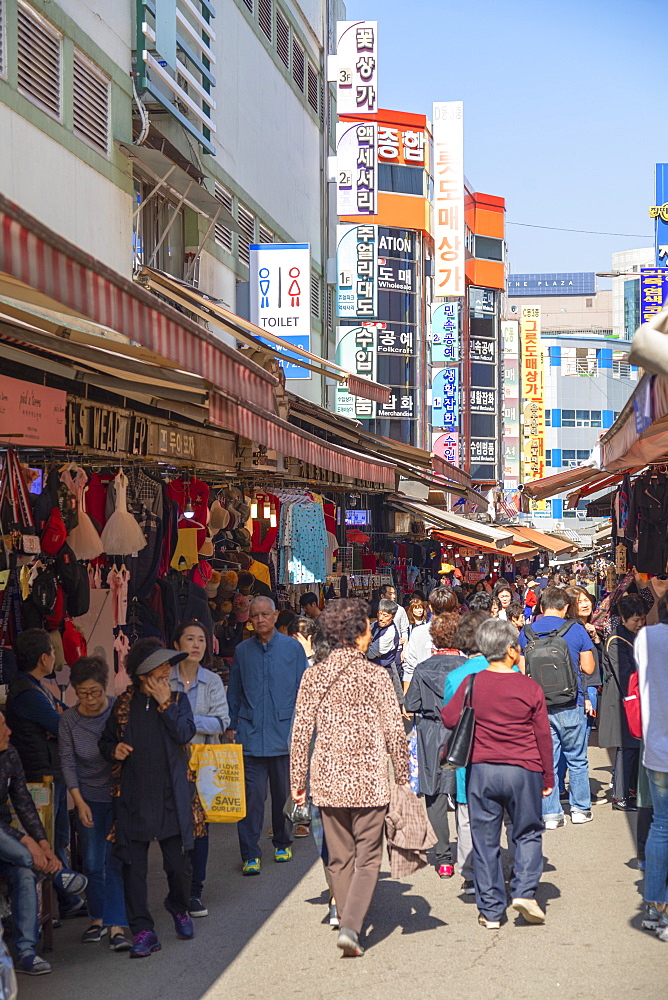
259, 267, 270, 308
288, 267, 301, 307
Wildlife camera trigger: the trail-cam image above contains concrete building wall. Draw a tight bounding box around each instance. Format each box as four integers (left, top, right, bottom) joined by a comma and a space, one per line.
509, 290, 612, 334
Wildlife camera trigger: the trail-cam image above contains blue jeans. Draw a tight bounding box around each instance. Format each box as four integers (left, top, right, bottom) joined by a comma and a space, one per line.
53, 780, 77, 909
645, 768, 668, 906
542, 706, 591, 820
0, 827, 39, 958
467, 763, 544, 921
77, 800, 126, 927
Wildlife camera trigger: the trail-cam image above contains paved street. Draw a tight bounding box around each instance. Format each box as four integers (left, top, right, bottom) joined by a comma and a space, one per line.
18, 748, 665, 1000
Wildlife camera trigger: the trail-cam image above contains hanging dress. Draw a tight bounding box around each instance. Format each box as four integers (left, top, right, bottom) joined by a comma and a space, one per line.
62, 468, 104, 561
100, 472, 147, 556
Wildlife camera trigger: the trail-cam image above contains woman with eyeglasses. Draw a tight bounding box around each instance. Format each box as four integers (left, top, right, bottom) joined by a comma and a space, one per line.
59, 656, 130, 951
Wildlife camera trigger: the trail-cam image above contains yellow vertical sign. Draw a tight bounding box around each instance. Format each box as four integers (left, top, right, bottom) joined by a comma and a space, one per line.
520, 306, 545, 486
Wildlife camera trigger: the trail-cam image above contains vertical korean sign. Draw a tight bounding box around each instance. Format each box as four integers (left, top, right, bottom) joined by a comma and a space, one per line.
650, 164, 668, 268
640, 267, 668, 323
502, 320, 521, 488
336, 225, 377, 318
336, 21, 378, 114
336, 122, 377, 215
432, 101, 465, 297
335, 324, 378, 420
520, 306, 544, 484
249, 243, 311, 380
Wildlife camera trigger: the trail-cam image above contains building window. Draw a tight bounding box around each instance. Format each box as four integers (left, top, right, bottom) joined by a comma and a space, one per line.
258, 0, 272, 42
214, 183, 233, 253
307, 62, 319, 114
378, 163, 423, 196
613, 359, 631, 377
276, 9, 290, 68
72, 49, 110, 156
561, 449, 591, 468
133, 178, 185, 279
292, 37, 304, 90
545, 409, 551, 426
237, 204, 256, 267
474, 236, 504, 262
310, 272, 320, 317
585, 298, 593, 307
17, 1, 63, 121
545, 450, 551, 467
258, 222, 274, 244
561, 409, 601, 428
0, 0, 7, 79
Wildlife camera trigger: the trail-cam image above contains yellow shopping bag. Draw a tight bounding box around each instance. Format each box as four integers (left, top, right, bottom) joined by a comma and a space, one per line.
189, 743, 246, 823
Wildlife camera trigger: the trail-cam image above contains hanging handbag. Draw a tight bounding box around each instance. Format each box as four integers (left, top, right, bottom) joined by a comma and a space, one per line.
605, 636, 642, 739
440, 673, 477, 771
0, 567, 22, 686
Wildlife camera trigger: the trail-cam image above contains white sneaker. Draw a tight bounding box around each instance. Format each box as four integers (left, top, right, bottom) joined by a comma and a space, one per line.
512, 898, 546, 924
570, 810, 593, 825
544, 816, 567, 830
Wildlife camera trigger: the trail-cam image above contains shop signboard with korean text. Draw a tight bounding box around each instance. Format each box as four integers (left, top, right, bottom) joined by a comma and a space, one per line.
249, 243, 311, 380
433, 430, 459, 467
377, 126, 426, 165
432, 101, 464, 297
650, 164, 668, 267
431, 303, 459, 364
336, 122, 377, 215
501, 320, 521, 488
640, 267, 668, 324
431, 367, 458, 429
337, 225, 377, 318
335, 324, 378, 419
520, 306, 545, 484
336, 21, 377, 114
0, 376, 66, 447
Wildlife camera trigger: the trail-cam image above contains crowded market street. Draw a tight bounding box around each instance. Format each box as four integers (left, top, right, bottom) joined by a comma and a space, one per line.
17, 746, 664, 1000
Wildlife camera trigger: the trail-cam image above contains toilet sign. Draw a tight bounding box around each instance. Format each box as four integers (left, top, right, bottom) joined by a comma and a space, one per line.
250, 243, 312, 380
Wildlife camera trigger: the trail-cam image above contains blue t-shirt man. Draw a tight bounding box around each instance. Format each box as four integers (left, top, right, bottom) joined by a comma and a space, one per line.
518, 615, 595, 708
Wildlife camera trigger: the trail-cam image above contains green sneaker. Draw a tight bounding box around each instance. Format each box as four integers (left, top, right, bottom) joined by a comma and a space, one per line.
242, 858, 261, 876
274, 847, 293, 863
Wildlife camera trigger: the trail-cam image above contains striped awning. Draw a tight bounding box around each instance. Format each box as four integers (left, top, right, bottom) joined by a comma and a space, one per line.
210, 392, 397, 486
0, 195, 276, 413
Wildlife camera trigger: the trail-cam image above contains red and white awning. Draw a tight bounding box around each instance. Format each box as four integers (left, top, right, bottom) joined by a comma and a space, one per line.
0, 195, 276, 412
210, 392, 397, 486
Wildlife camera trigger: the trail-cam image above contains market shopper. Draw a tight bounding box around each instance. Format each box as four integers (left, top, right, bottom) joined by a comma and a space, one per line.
7, 628, 85, 918
290, 599, 410, 957
299, 593, 321, 620
518, 588, 596, 828
226, 597, 308, 874
406, 596, 429, 637
379, 585, 409, 646
367, 598, 403, 699
99, 638, 200, 958
493, 584, 513, 621
404, 614, 465, 878
599, 594, 645, 810
0, 711, 88, 975
634, 595, 668, 939
443, 619, 554, 929
403, 586, 458, 683
171, 619, 230, 917
59, 656, 130, 950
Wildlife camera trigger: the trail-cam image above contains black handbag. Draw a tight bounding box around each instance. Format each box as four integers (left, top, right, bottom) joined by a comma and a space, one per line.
440, 674, 477, 771
283, 794, 312, 826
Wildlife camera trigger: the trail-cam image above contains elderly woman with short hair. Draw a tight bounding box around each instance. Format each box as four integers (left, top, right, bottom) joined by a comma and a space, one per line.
291, 599, 409, 957
442, 619, 554, 930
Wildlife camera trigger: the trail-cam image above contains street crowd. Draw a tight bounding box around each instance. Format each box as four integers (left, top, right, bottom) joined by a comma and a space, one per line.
0, 568, 666, 973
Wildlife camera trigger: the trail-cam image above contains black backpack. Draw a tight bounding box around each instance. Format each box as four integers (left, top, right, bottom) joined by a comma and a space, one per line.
523, 621, 579, 709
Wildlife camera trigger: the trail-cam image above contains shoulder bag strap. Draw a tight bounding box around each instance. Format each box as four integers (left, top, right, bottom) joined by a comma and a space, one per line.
604, 635, 634, 696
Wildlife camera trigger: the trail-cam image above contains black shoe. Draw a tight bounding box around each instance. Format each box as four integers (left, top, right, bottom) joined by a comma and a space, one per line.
188, 897, 208, 918
612, 798, 638, 812
337, 927, 364, 957
59, 897, 87, 919
81, 923, 108, 944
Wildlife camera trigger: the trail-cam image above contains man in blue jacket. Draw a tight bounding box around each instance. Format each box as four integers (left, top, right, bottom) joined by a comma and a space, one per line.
226, 597, 309, 875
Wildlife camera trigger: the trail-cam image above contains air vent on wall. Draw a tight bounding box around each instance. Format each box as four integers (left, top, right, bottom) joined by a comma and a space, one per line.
17, 1, 62, 120
73, 49, 110, 155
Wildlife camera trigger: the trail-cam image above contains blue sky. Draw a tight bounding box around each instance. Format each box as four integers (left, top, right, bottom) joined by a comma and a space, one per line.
345, 0, 664, 276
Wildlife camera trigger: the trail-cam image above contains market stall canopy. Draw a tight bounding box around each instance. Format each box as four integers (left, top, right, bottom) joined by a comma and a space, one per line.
521, 463, 608, 501
512, 525, 579, 555
431, 527, 540, 559
387, 495, 514, 548
599, 373, 668, 472
137, 266, 391, 405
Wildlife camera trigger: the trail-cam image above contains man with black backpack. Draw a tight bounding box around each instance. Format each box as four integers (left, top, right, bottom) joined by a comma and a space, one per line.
518, 588, 596, 829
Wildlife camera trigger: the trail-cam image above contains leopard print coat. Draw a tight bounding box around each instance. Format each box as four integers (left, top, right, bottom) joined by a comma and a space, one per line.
290, 646, 409, 809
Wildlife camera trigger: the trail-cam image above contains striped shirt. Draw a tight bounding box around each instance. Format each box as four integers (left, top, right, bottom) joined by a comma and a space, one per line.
58, 698, 115, 803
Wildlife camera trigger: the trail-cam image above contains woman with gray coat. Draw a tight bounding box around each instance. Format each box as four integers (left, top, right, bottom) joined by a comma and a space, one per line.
171, 620, 230, 918
404, 613, 464, 878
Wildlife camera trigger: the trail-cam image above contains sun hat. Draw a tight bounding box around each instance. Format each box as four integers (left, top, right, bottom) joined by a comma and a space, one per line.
134, 647, 187, 677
